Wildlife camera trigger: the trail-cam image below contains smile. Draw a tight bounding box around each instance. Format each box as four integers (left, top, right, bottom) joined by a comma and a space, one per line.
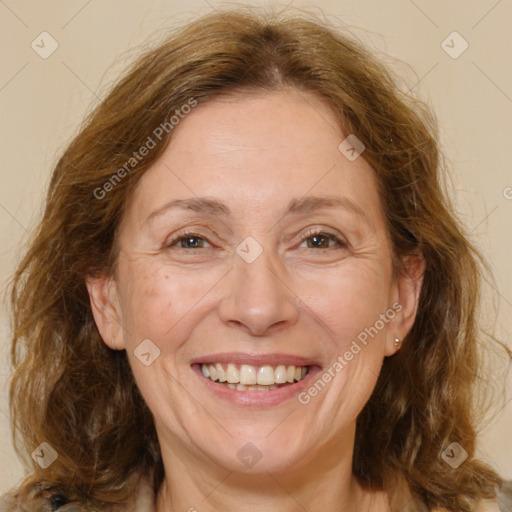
201, 363, 309, 391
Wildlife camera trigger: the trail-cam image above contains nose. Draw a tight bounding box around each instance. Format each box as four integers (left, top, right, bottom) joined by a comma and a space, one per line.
218, 248, 299, 337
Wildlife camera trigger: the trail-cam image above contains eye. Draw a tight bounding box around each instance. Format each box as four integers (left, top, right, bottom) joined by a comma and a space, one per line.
165, 232, 212, 250
298, 228, 347, 250
164, 228, 347, 251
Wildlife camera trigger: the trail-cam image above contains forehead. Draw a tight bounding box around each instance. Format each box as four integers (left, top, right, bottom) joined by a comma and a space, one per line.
126, 89, 385, 230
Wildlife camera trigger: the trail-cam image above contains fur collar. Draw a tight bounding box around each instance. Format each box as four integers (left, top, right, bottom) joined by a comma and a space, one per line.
0, 479, 155, 512
1, 478, 509, 511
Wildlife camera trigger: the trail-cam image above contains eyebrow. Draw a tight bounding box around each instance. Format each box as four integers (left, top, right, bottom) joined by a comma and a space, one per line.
144, 195, 368, 225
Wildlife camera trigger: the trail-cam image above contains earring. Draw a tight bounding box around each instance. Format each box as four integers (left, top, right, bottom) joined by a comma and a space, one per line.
394, 337, 401, 348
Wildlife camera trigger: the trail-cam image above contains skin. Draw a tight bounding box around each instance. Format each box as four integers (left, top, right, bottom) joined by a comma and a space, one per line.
87, 88, 424, 512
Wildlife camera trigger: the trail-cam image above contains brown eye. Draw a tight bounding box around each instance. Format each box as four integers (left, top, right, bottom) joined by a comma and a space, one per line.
166, 232, 212, 250
299, 229, 347, 250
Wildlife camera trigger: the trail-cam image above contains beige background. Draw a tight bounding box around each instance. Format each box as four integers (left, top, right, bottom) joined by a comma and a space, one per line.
1, 0, 511, 493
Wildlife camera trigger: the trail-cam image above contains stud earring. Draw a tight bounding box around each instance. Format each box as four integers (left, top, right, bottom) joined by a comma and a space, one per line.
394, 337, 401, 348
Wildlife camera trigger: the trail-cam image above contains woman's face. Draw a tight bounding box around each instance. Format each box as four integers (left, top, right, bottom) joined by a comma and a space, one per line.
88, 89, 421, 476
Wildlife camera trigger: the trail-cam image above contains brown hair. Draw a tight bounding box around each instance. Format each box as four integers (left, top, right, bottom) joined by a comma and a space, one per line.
6, 7, 508, 511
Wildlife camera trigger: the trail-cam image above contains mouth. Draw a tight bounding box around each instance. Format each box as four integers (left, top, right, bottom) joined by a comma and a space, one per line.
190, 353, 321, 406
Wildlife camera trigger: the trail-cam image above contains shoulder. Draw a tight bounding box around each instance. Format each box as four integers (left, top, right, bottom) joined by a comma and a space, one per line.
431, 496, 507, 512
474, 499, 504, 512
428, 479, 512, 512
0, 477, 156, 512
0, 484, 83, 512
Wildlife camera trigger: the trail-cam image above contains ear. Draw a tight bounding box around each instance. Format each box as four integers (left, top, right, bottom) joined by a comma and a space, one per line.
385, 252, 426, 356
85, 274, 126, 350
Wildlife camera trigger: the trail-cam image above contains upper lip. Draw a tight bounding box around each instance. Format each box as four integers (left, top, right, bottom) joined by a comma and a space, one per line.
190, 352, 319, 367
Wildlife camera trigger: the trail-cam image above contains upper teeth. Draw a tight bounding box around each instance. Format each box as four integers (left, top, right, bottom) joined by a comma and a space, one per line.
201, 363, 308, 386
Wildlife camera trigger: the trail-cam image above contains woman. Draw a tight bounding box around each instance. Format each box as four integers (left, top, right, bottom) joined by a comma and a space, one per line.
1, 8, 510, 512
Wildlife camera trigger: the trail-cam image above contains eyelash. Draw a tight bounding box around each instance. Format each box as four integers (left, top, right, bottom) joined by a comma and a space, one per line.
165, 228, 347, 251
299, 228, 347, 250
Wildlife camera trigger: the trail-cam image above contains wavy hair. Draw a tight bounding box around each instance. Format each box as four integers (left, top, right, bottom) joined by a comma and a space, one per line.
5, 8, 508, 511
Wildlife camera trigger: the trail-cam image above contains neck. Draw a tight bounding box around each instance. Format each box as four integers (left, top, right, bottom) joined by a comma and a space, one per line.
154, 426, 389, 512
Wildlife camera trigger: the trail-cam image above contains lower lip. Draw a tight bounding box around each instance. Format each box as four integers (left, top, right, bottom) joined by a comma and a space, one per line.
191, 364, 322, 406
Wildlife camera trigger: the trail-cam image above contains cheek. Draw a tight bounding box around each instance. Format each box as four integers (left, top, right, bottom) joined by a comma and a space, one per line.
299, 265, 392, 420
298, 261, 392, 345
116, 260, 221, 352
115, 258, 175, 339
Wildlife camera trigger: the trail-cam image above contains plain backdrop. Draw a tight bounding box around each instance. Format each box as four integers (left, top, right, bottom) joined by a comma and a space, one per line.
1, 0, 511, 494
